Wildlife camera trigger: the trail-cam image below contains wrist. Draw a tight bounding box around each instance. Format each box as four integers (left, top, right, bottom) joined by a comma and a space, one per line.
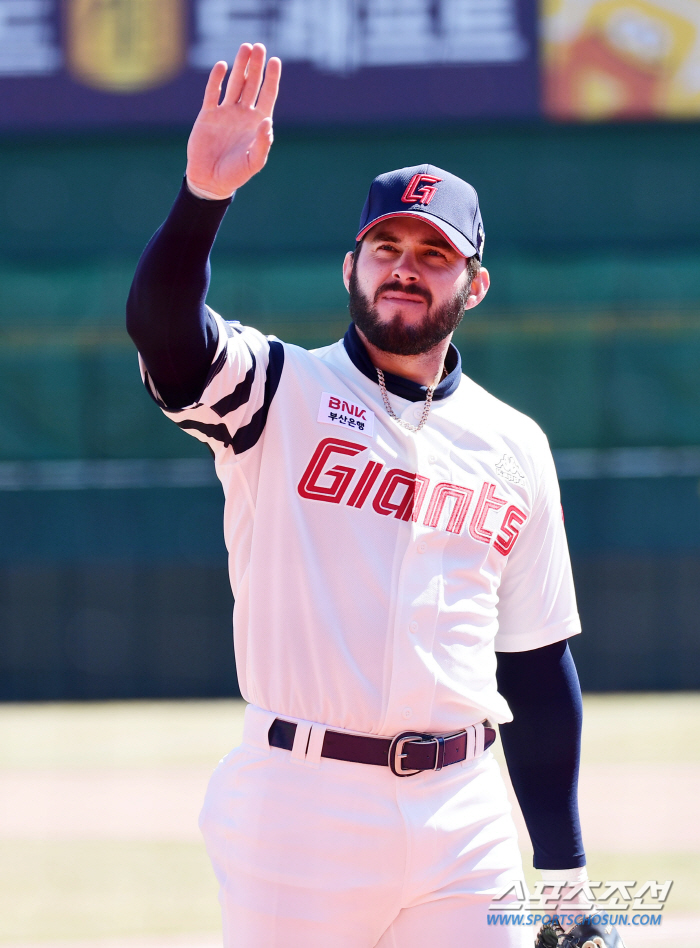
186, 177, 235, 201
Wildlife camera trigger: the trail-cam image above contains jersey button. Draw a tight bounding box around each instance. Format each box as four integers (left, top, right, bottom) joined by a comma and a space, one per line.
413, 406, 423, 420
428, 454, 437, 464
409, 621, 418, 633
402, 707, 413, 719
417, 541, 427, 554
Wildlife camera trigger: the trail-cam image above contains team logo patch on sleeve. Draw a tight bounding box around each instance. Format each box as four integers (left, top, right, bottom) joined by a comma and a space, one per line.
318, 392, 375, 437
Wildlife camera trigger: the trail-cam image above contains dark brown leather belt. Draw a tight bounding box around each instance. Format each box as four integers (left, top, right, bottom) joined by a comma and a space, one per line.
268, 718, 496, 777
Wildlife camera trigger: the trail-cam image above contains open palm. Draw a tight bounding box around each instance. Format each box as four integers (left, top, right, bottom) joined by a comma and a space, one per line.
186, 44, 281, 198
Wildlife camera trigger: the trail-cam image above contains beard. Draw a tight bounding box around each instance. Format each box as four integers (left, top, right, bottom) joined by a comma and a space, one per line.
348, 265, 469, 356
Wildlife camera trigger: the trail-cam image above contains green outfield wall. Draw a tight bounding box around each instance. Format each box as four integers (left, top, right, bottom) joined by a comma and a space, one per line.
1, 123, 700, 699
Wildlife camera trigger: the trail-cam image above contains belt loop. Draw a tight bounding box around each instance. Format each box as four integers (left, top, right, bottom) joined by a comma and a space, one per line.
475, 722, 485, 758
434, 735, 446, 771
291, 722, 312, 762
305, 723, 325, 766
463, 725, 476, 765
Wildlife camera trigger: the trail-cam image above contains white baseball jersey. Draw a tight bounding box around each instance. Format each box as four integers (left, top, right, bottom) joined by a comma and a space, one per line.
140, 310, 580, 736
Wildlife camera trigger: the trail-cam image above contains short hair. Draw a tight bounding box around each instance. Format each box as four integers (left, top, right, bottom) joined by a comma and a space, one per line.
466, 253, 481, 289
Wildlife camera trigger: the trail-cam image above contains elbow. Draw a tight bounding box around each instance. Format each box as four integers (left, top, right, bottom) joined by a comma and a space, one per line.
125, 278, 151, 349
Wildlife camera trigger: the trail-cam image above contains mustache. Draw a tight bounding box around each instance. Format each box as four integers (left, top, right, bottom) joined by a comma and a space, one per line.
373, 281, 432, 308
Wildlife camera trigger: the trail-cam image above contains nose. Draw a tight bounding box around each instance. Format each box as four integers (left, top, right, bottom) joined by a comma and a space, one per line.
392, 249, 420, 283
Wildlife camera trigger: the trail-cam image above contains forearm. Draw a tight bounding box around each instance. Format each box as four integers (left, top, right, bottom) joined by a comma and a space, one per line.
126, 178, 233, 409
495, 640, 585, 870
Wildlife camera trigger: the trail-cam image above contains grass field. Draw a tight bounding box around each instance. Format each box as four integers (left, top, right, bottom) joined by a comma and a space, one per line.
0, 694, 698, 946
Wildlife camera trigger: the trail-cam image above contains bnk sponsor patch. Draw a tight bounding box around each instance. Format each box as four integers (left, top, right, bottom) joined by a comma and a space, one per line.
317, 392, 375, 438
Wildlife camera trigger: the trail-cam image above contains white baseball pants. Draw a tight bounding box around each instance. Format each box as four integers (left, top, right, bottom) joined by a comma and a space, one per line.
199, 705, 531, 948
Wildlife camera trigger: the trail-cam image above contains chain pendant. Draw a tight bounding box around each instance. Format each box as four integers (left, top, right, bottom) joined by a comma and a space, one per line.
376, 368, 435, 433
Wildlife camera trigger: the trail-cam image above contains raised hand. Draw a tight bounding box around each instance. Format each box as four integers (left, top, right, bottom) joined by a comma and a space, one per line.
186, 43, 281, 198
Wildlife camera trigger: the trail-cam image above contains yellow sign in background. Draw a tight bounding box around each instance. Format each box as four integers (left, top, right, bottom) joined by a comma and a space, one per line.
66, 0, 186, 93
543, 0, 700, 119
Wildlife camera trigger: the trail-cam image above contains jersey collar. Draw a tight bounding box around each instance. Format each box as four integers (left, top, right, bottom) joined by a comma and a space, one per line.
343, 323, 462, 403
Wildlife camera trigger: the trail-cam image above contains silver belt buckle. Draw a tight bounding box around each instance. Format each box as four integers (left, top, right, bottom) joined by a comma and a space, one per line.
388, 730, 434, 777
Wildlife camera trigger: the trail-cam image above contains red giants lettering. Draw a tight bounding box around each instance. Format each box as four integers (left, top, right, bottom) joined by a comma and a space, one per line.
327, 396, 367, 420
494, 505, 527, 556
423, 482, 474, 534
411, 475, 431, 522
346, 460, 383, 508
469, 482, 507, 543
373, 469, 420, 521
297, 437, 366, 503
297, 440, 528, 553
401, 173, 442, 206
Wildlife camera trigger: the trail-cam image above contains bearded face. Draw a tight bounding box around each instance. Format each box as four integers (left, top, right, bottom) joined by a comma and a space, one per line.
348, 261, 470, 356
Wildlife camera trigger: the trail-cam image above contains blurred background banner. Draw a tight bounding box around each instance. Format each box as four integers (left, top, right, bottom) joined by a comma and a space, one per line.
0, 0, 539, 127
543, 0, 700, 120
8, 1, 700, 128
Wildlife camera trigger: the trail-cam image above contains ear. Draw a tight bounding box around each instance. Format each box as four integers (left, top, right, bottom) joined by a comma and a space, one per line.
465, 266, 490, 311
342, 251, 354, 292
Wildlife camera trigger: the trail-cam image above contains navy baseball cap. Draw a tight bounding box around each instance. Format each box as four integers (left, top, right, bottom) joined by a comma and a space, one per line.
356, 164, 485, 260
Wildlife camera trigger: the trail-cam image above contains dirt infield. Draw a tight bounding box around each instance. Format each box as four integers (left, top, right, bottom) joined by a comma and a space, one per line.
506, 761, 700, 853
2, 761, 698, 852
0, 769, 210, 841
1, 695, 698, 947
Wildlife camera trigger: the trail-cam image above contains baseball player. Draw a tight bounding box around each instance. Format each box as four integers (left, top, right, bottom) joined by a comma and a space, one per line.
127, 43, 595, 948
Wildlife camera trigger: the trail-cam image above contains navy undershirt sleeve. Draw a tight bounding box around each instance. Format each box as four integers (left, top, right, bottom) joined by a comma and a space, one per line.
126, 178, 233, 409
495, 640, 586, 870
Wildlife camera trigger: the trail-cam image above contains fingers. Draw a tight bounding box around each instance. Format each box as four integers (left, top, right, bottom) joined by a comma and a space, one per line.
256, 57, 281, 118
207, 42, 279, 117
237, 43, 267, 109
201, 61, 228, 110
247, 117, 274, 175
224, 43, 253, 105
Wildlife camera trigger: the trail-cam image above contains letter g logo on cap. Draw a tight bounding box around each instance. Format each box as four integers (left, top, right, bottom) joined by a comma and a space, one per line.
401, 174, 442, 206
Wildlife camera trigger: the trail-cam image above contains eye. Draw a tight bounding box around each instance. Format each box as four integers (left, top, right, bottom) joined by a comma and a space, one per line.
376, 243, 399, 252
425, 248, 447, 260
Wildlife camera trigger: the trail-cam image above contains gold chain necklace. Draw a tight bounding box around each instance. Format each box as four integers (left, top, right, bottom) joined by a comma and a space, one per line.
376, 366, 443, 434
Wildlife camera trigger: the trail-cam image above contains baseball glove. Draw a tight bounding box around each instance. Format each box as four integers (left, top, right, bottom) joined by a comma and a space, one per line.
535, 918, 627, 948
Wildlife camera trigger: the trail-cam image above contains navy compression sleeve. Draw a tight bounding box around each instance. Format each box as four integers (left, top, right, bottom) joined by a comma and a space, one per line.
126, 178, 233, 409
495, 640, 585, 870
